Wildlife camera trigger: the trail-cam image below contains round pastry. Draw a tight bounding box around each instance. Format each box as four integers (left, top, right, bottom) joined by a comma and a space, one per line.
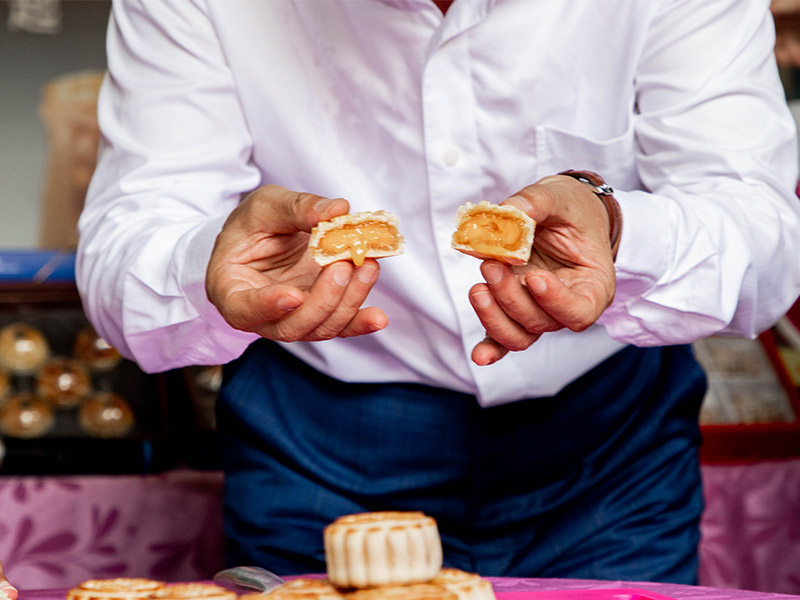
324, 511, 443, 589
74, 325, 123, 371
0, 393, 54, 438
66, 578, 166, 600
430, 569, 496, 600
263, 578, 344, 600
0, 322, 50, 374
0, 370, 9, 403
150, 584, 237, 600
347, 584, 456, 600
79, 391, 135, 438
36, 356, 91, 409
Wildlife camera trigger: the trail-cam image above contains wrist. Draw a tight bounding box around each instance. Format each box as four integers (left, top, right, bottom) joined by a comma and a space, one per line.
558, 169, 622, 259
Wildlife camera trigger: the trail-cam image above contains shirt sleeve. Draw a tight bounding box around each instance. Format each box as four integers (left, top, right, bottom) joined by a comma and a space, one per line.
76, 0, 260, 372
597, 0, 800, 345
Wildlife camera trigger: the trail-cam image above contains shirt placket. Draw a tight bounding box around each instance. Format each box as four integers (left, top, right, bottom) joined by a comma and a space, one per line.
420, 8, 502, 399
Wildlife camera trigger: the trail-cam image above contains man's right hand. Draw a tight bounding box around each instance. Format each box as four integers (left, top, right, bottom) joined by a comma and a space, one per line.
206, 185, 388, 342
0, 562, 18, 600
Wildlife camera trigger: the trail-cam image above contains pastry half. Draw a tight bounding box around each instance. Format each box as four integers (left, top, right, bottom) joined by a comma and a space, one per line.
324, 511, 443, 588
149, 583, 237, 600
347, 584, 456, 600
66, 578, 166, 600
451, 201, 535, 265
430, 569, 496, 600
309, 211, 405, 267
264, 578, 345, 600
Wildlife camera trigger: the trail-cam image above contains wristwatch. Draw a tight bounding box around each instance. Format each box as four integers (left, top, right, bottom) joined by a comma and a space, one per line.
559, 169, 622, 257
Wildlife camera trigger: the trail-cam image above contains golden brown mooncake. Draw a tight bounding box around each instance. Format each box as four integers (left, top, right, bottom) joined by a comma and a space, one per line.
0, 322, 50, 374
309, 211, 405, 267
149, 583, 237, 600
324, 511, 443, 589
451, 201, 535, 266
37, 356, 91, 409
0, 393, 54, 439
78, 391, 135, 438
65, 577, 166, 600
263, 578, 344, 600
430, 569, 496, 600
74, 325, 123, 371
346, 584, 456, 600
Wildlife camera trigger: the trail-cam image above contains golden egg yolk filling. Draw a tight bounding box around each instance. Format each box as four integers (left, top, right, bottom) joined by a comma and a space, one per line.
316, 221, 400, 266
452, 212, 525, 255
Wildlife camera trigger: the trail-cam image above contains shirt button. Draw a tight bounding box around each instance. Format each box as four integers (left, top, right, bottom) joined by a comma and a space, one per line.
443, 147, 460, 166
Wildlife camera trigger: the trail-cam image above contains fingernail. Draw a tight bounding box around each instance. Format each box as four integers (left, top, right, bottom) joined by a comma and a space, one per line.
315, 197, 345, 218
356, 263, 378, 284
314, 198, 336, 216
277, 294, 301, 312
483, 263, 503, 284
471, 290, 492, 308
333, 264, 351, 287
506, 194, 533, 213
529, 275, 547, 295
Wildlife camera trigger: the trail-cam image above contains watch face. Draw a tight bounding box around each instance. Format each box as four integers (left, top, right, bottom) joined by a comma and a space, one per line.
597, 183, 615, 195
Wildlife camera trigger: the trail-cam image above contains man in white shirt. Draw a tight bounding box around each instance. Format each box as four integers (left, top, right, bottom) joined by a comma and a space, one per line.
78, 0, 800, 584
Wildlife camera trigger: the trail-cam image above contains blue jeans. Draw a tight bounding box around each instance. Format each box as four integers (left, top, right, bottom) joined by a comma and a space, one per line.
217, 340, 705, 583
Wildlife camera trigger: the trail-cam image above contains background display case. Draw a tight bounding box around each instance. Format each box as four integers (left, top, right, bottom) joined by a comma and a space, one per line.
695, 303, 800, 462
0, 250, 213, 475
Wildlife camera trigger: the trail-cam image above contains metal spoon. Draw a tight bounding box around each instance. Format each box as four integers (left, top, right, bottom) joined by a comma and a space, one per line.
213, 566, 286, 595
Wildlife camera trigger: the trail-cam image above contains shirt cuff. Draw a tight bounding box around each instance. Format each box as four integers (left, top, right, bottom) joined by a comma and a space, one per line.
179, 215, 259, 347
596, 189, 674, 336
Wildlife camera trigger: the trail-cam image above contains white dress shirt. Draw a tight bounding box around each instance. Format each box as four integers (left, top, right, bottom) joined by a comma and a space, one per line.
78, 0, 800, 406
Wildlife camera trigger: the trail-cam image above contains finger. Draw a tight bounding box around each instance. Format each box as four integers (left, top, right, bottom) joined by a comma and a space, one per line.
480, 260, 561, 333
523, 269, 611, 332
219, 281, 306, 332
259, 261, 355, 341
471, 334, 510, 366
301, 260, 385, 339
241, 185, 349, 235
469, 283, 541, 352
338, 306, 390, 337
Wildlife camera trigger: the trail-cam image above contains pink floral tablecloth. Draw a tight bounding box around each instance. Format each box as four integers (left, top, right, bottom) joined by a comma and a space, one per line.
17, 578, 800, 600
3, 461, 800, 594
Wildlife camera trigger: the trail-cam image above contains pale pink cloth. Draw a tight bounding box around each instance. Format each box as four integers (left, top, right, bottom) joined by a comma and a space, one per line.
699, 460, 800, 594
0, 470, 224, 588
3, 462, 800, 594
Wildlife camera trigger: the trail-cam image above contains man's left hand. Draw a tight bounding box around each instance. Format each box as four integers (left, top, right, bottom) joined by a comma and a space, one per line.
469, 174, 617, 365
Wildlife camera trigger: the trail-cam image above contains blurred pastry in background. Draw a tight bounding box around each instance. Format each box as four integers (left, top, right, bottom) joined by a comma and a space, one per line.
0, 393, 55, 438
0, 370, 9, 403
66, 578, 166, 600
150, 583, 237, 600
79, 391, 134, 438
0, 323, 51, 374
74, 325, 122, 371
38, 69, 104, 250
36, 356, 91, 409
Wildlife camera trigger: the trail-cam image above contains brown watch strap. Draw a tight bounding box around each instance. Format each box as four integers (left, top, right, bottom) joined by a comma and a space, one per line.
559, 169, 622, 257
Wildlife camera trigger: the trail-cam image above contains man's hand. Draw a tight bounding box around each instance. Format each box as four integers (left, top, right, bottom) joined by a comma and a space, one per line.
0, 561, 18, 600
469, 175, 617, 365
206, 185, 388, 342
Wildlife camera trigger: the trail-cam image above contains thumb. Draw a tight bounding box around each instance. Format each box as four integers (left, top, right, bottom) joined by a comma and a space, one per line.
238, 185, 350, 235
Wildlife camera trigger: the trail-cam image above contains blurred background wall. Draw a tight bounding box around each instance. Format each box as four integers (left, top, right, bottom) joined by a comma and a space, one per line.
0, 0, 109, 249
